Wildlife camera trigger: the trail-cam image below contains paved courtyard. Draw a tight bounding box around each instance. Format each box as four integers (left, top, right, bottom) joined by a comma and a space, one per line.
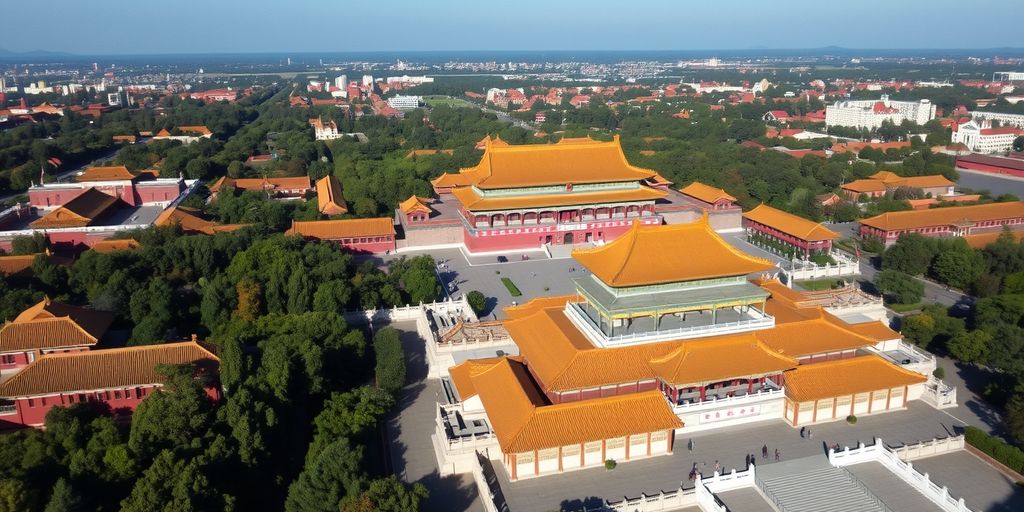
913, 450, 1024, 512
493, 403, 965, 511
384, 321, 485, 512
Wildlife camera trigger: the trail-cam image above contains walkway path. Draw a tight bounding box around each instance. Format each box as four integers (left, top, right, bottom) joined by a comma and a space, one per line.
384, 321, 485, 512
913, 451, 1024, 512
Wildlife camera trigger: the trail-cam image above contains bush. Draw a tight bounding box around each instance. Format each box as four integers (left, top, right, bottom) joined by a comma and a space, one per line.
875, 269, 924, 305
466, 290, 486, 315
604, 459, 617, 470
932, 366, 945, 380
846, 415, 857, 424
373, 327, 406, 396
965, 426, 1024, 475
500, 277, 522, 297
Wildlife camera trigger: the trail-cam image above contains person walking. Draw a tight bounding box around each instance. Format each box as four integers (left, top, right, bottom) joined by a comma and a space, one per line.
688, 438, 694, 452
774, 448, 780, 461
800, 426, 805, 439
808, 429, 813, 440
762, 444, 768, 459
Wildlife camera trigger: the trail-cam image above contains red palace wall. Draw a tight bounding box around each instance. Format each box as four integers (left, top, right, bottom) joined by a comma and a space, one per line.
551, 380, 660, 404
0, 352, 32, 372
330, 236, 397, 255
29, 182, 185, 209
0, 385, 222, 429
463, 217, 661, 253
957, 160, 1024, 178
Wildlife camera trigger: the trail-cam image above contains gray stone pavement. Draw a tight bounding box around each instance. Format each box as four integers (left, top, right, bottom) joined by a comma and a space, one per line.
494, 403, 966, 512
384, 321, 485, 512
932, 353, 1006, 437
716, 487, 776, 512
845, 462, 942, 512
913, 451, 1024, 512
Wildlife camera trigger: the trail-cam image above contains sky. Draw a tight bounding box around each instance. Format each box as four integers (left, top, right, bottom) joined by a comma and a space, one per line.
3, 0, 1022, 55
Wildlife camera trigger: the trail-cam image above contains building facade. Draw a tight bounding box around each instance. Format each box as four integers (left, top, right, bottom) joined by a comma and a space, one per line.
859, 201, 1024, 245
952, 120, 1023, 154
743, 204, 838, 257
841, 171, 955, 201
825, 95, 936, 129
431, 136, 668, 253
286, 218, 397, 254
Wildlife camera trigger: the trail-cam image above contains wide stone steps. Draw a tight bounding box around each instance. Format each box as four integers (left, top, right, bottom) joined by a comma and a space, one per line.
755, 456, 889, 512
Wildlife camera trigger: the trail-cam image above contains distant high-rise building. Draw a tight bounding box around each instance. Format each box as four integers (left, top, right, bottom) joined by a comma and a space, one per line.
92, 62, 98, 72
287, 57, 292, 66
825, 95, 936, 130
362, 75, 374, 87
335, 75, 348, 90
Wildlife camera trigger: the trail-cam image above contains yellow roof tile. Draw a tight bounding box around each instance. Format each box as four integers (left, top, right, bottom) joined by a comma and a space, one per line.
315, 176, 348, 215
0, 299, 113, 353
573, 217, 775, 287
964, 230, 1024, 249
91, 238, 141, 253
450, 184, 666, 211
648, 335, 796, 385
0, 341, 219, 398
31, 188, 120, 229
76, 165, 137, 182
860, 202, 1024, 232
398, 195, 433, 215
461, 357, 681, 453
784, 355, 926, 403
756, 309, 877, 357
743, 204, 839, 241
286, 218, 395, 239
680, 181, 736, 204
436, 136, 656, 190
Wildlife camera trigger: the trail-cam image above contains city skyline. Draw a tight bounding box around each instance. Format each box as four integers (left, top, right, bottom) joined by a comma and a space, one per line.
3, 0, 1022, 56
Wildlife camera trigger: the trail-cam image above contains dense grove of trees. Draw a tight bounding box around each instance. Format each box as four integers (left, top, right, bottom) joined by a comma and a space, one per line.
0, 225, 436, 510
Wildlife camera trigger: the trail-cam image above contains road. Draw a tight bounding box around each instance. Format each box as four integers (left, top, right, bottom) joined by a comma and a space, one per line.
0, 146, 123, 203
853, 254, 972, 309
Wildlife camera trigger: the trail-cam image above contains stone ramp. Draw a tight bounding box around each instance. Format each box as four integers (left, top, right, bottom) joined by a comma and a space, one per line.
755, 455, 889, 512
846, 462, 944, 512
716, 487, 778, 512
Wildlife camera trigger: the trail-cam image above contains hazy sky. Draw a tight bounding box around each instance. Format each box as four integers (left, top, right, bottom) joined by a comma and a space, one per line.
4, 0, 1021, 55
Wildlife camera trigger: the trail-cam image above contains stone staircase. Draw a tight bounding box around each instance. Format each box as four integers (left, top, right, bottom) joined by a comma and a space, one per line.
755, 456, 891, 512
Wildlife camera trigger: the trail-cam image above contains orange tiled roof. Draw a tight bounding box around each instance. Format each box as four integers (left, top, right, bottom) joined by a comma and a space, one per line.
859, 202, 1024, 232
455, 357, 681, 454
450, 184, 666, 211
76, 165, 137, 182
842, 179, 887, 194
0, 254, 40, 276
31, 188, 120, 229
435, 136, 656, 190
91, 238, 141, 253
680, 181, 736, 204
964, 229, 1024, 249
0, 299, 113, 353
503, 295, 578, 320
0, 341, 219, 398
177, 125, 212, 136
843, 320, 901, 342
209, 176, 311, 193
784, 354, 926, 403
405, 149, 454, 158
399, 195, 433, 215
648, 335, 797, 385
315, 176, 348, 215
755, 308, 877, 357
286, 218, 395, 239
573, 218, 775, 287
743, 204, 839, 241
153, 206, 247, 235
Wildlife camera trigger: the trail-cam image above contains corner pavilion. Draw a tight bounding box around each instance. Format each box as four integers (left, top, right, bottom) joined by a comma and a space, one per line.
431, 136, 668, 252
441, 218, 934, 480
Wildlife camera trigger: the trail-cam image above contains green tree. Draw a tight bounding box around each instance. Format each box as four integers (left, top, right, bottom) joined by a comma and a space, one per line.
0, 478, 34, 512
901, 313, 936, 347
931, 245, 985, 290
43, 478, 84, 512
128, 365, 216, 459
10, 233, 47, 255
284, 438, 366, 512
373, 327, 406, 395
1004, 394, 1024, 447
340, 476, 429, 512
881, 234, 936, 275
1013, 135, 1024, 153
466, 290, 487, 315
948, 330, 992, 364
875, 269, 924, 304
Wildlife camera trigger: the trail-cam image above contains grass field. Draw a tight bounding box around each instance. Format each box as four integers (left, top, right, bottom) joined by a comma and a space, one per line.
500, 277, 522, 297
423, 95, 477, 109
796, 278, 845, 291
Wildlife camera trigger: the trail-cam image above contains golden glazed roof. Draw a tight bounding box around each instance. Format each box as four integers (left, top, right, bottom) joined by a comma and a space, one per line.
859, 202, 1024, 232
573, 217, 775, 287
450, 184, 666, 211
743, 204, 839, 242
432, 136, 656, 190
680, 181, 736, 204
784, 354, 926, 403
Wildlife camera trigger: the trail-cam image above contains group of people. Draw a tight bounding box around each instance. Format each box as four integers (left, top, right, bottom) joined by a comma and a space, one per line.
685, 439, 780, 481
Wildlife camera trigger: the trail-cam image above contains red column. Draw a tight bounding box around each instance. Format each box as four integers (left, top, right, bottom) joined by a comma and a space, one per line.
747, 379, 754, 394
699, 386, 706, 401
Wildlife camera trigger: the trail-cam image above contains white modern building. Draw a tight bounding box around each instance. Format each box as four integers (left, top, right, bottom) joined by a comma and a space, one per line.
386, 75, 434, 84
994, 71, 1024, 81
309, 117, 343, 141
361, 75, 374, 87
825, 95, 936, 130
334, 75, 348, 91
969, 110, 1024, 129
386, 95, 421, 110
953, 120, 1023, 153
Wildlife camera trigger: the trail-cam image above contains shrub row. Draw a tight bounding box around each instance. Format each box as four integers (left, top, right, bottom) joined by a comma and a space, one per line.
500, 277, 522, 297
965, 426, 1024, 475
